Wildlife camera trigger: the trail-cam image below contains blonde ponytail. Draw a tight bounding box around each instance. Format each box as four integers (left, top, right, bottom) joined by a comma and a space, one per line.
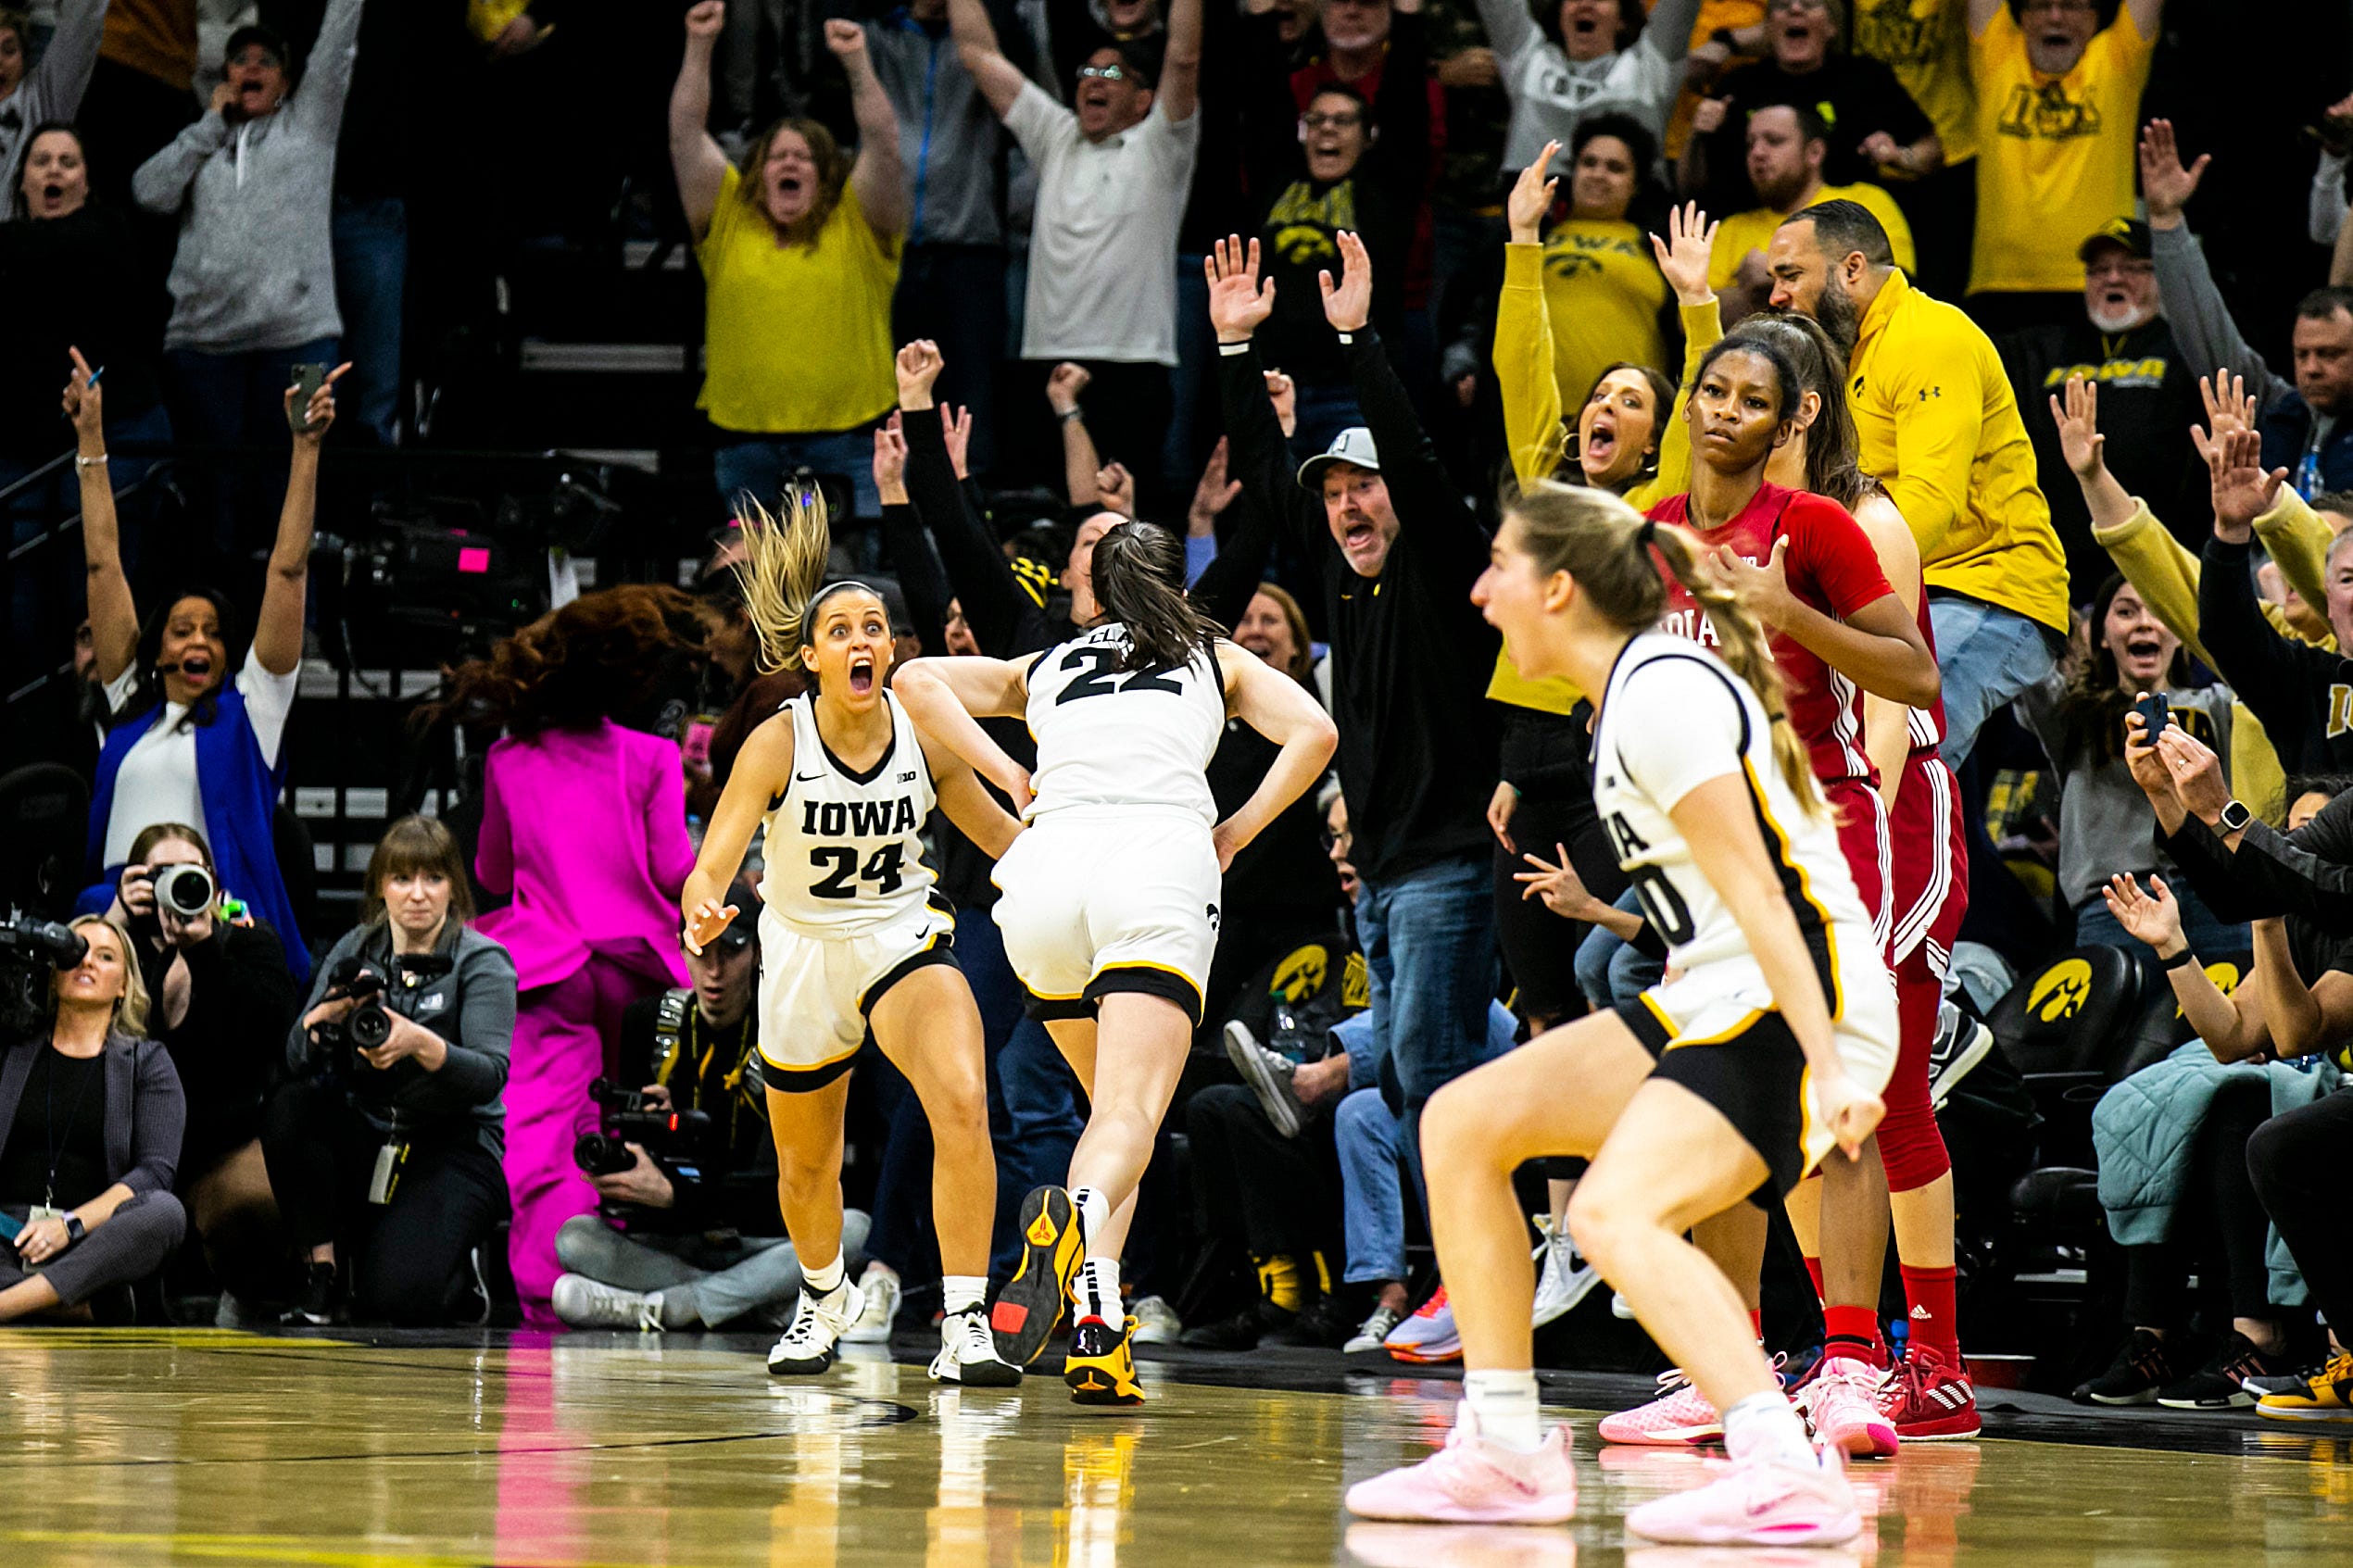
732, 492, 834, 674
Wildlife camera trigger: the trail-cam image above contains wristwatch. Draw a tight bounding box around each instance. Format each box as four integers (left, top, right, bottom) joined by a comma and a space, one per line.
2218, 799, 2253, 834
63, 1214, 85, 1244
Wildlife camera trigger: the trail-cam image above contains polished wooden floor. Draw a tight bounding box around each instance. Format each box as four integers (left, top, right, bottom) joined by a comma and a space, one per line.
1, 1329, 2347, 1566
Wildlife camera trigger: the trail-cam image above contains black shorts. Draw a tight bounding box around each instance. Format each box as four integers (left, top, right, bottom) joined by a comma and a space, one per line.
1614, 997, 1807, 1208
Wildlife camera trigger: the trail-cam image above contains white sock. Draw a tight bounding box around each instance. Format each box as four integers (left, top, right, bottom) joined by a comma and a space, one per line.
1463, 1369, 1544, 1453
1071, 1185, 1111, 1244
802, 1253, 846, 1297
942, 1274, 988, 1317
1077, 1257, 1123, 1323
1722, 1391, 1817, 1469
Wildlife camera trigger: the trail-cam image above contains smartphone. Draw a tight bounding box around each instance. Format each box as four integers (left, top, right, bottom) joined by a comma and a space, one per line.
2132, 691, 2170, 741
288, 361, 328, 433
0, 1211, 21, 1242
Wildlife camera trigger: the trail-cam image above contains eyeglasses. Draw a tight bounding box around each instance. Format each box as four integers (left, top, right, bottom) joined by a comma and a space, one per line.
1300, 111, 1365, 132
1076, 63, 1129, 82
1319, 828, 1353, 854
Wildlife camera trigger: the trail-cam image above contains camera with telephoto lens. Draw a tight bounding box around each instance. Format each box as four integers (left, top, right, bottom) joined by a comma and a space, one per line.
0, 911, 88, 1039
154, 863, 215, 920
574, 1078, 713, 1176
313, 953, 456, 1066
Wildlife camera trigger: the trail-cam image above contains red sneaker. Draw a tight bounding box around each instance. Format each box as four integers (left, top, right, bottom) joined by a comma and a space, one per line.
1877, 1348, 1980, 1441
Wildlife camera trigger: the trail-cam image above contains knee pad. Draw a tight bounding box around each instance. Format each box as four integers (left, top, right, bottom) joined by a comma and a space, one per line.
1877, 1094, 1951, 1192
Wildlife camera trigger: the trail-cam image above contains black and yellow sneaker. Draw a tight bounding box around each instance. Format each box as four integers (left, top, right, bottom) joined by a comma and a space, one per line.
990, 1185, 1085, 1367
2259, 1350, 2353, 1422
1065, 1314, 1145, 1408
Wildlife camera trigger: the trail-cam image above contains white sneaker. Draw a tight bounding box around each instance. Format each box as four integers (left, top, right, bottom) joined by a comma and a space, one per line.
1130, 1294, 1183, 1344
840, 1264, 901, 1344
768, 1280, 865, 1375
1344, 1302, 1404, 1354
1611, 1290, 1636, 1321
552, 1273, 664, 1333
1530, 1230, 1601, 1329
929, 1307, 1023, 1386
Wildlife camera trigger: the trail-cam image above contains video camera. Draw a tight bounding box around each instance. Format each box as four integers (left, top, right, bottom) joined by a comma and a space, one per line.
0, 912, 88, 1038
573, 1077, 713, 1177
312, 952, 457, 1065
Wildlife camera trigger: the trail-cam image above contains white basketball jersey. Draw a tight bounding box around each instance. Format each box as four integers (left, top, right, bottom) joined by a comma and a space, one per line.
1023, 622, 1227, 825
1591, 633, 1870, 978
761, 691, 939, 935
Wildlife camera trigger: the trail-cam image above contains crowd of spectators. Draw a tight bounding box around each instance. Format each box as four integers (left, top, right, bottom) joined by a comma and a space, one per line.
12, 0, 2353, 1426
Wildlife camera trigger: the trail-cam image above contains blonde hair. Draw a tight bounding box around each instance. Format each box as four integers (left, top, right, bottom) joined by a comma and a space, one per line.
731, 491, 837, 675
61, 914, 149, 1037
1503, 478, 1822, 815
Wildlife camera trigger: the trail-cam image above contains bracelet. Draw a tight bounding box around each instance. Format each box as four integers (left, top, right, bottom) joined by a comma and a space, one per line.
1057, 407, 1085, 423
2161, 947, 2199, 971
1336, 331, 1356, 345
1215, 340, 1252, 355
75, 453, 107, 468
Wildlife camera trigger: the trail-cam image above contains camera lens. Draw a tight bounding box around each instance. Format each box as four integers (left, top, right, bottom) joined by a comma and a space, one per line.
155, 864, 216, 919
348, 1000, 394, 1051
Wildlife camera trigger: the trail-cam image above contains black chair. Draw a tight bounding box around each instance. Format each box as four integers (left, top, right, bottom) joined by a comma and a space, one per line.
1987, 944, 2145, 1168
0, 763, 91, 920
2109, 952, 2251, 1083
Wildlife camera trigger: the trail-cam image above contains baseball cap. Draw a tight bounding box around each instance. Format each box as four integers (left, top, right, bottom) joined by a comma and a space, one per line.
2078, 217, 2152, 263
223, 23, 288, 66
1297, 426, 1383, 491
706, 880, 760, 954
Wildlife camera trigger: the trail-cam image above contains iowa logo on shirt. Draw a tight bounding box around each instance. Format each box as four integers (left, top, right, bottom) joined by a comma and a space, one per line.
1267, 182, 1356, 268
1544, 231, 1644, 282
1854, 6, 1935, 66
1997, 82, 2103, 142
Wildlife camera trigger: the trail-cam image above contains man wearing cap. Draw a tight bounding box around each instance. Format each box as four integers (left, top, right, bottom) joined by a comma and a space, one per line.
1212, 230, 1500, 1190
550, 884, 865, 1333
1998, 217, 2207, 601
132, 0, 361, 558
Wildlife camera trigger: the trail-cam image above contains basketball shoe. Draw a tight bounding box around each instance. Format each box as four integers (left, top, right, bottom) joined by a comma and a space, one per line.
1797, 1356, 1899, 1458
1065, 1313, 1146, 1407
991, 1185, 1085, 1367
768, 1278, 865, 1375
929, 1307, 1022, 1387
1344, 1403, 1579, 1524
2258, 1350, 2353, 1422
1877, 1345, 1980, 1440
1385, 1286, 1462, 1363
1625, 1445, 1861, 1546
1599, 1369, 1725, 1446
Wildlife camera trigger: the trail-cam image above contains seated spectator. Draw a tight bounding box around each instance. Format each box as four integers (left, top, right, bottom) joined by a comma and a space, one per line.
131, 0, 360, 563
434, 586, 709, 1323
111, 822, 296, 1320
673, 2, 906, 521
552, 890, 861, 1333
1474, 0, 1701, 172
1680, 0, 1939, 209
1962, 0, 2158, 330
2145, 120, 2353, 499
263, 816, 514, 1327
1999, 219, 2206, 600
1709, 102, 1913, 322
2081, 780, 2348, 1409
1525, 116, 1671, 433
0, 915, 186, 1324
75, 353, 344, 985
950, 0, 1202, 516
0, 0, 106, 213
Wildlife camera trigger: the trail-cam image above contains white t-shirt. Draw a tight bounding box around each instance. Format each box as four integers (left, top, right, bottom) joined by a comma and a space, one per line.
1004, 81, 1201, 366
1477, 0, 1685, 172
101, 655, 300, 865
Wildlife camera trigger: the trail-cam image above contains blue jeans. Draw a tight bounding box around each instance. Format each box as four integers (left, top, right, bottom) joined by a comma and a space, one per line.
1573, 886, 1662, 1010
1930, 595, 2059, 771
163, 337, 340, 568
1333, 1001, 1517, 1286
1164, 253, 1213, 499
714, 427, 883, 524
1357, 851, 1497, 1121
957, 902, 1086, 1278
332, 195, 409, 446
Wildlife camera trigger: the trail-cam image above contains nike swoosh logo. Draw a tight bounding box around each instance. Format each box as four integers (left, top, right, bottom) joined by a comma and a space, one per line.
794, 771, 826, 782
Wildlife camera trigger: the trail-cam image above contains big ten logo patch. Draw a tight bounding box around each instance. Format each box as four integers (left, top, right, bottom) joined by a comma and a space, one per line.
1997, 81, 2104, 143
1272, 943, 1329, 1005
2028, 956, 2093, 1022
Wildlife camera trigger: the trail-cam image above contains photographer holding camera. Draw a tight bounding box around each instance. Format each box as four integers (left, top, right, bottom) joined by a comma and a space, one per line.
551, 888, 861, 1332
262, 818, 514, 1326
111, 822, 297, 1320
0, 915, 188, 1324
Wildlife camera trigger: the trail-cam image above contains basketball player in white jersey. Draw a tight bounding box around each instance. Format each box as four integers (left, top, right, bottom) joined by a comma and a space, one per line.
893, 521, 1336, 1407
682, 495, 1025, 1386
1345, 481, 1894, 1545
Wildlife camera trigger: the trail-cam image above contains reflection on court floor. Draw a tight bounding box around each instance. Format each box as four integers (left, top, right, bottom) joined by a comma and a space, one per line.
0, 1331, 2340, 1566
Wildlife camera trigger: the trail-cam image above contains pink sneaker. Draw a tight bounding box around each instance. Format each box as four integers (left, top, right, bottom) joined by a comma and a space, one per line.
1625, 1449, 1862, 1547
1798, 1356, 1898, 1459
1598, 1370, 1723, 1446
1344, 1405, 1579, 1524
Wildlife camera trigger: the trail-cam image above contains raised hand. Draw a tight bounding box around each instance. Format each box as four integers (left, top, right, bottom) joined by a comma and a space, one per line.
1188, 436, 1240, 532
1651, 200, 1718, 307
2048, 376, 2105, 480
1262, 368, 1297, 437
62, 345, 103, 445
2197, 369, 2256, 443
2123, 710, 2178, 808
1514, 844, 1605, 921
941, 404, 974, 479
2138, 119, 2209, 224
1506, 142, 1560, 245
823, 18, 865, 56
873, 412, 908, 498
1317, 229, 1375, 333
1691, 95, 1732, 136
2102, 872, 2185, 952
1857, 129, 1902, 169
685, 0, 725, 37
286, 362, 352, 445
1206, 234, 1277, 343
1094, 460, 1137, 518
2157, 725, 2233, 824
1047, 360, 1091, 415
2195, 424, 2287, 541
896, 339, 944, 409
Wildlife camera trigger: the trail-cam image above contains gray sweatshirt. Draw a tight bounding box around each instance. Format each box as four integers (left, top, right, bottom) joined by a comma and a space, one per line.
0, 0, 107, 219
865, 12, 1004, 249
132, 0, 360, 354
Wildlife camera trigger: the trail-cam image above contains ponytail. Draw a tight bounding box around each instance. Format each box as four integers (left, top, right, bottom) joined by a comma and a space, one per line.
1089, 521, 1226, 672
1503, 478, 1823, 816
732, 492, 834, 674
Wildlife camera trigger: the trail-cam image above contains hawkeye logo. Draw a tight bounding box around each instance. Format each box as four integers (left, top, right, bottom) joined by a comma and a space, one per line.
1545, 231, 1646, 282
1272, 943, 1330, 1004
1998, 82, 2103, 143
2028, 958, 2093, 1022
